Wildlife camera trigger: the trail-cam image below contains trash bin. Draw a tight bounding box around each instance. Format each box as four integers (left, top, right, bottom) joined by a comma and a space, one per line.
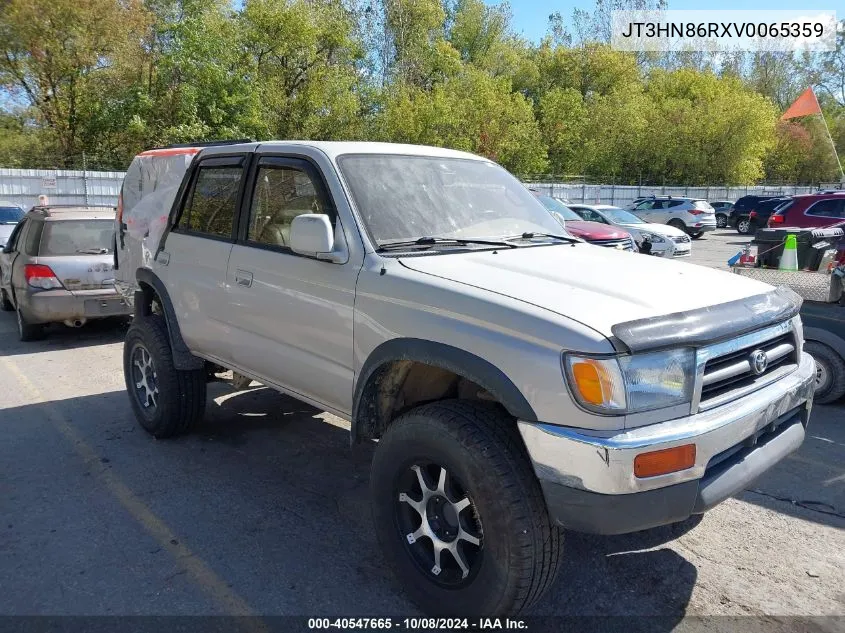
753, 228, 838, 270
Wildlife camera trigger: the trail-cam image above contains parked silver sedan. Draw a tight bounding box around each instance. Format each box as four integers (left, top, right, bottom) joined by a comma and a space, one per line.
0, 205, 132, 341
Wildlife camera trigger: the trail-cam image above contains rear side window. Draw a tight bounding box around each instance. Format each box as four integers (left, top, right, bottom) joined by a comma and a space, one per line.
24, 220, 43, 255
805, 198, 845, 218
666, 200, 684, 208
39, 220, 115, 256
180, 165, 242, 238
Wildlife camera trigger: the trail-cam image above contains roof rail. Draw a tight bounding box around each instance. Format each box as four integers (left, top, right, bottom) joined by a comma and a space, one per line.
149, 139, 255, 150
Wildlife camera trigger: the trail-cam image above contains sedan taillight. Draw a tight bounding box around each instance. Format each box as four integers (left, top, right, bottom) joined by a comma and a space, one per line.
769, 215, 785, 226
24, 264, 63, 289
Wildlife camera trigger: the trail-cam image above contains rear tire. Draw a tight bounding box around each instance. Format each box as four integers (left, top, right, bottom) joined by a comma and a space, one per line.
371, 400, 563, 616
0, 288, 12, 312
690, 231, 704, 239
806, 341, 845, 404
16, 304, 44, 341
737, 218, 753, 235
123, 315, 206, 438
668, 219, 687, 232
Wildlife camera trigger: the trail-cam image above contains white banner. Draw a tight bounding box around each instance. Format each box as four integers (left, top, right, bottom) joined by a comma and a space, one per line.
611, 10, 838, 52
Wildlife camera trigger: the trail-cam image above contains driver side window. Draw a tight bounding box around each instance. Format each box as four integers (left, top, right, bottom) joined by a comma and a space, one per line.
247, 163, 330, 250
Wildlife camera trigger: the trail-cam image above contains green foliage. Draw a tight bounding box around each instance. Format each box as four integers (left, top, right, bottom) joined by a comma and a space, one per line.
0, 0, 842, 183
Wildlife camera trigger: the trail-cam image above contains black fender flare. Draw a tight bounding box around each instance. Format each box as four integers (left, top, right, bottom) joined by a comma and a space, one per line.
804, 326, 845, 360
352, 338, 537, 443
134, 268, 204, 370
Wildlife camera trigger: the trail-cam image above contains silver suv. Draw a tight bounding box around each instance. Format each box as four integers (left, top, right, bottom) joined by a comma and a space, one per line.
114, 141, 815, 616
0, 206, 131, 340
628, 196, 717, 238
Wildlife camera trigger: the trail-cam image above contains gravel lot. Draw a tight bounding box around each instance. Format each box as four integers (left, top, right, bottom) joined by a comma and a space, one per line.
1, 230, 843, 624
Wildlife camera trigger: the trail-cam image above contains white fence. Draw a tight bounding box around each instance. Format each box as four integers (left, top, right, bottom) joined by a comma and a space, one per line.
0, 167, 832, 211
0, 168, 125, 209
525, 183, 820, 206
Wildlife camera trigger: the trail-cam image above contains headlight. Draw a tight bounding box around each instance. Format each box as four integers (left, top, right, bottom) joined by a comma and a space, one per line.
639, 231, 665, 243
564, 349, 695, 414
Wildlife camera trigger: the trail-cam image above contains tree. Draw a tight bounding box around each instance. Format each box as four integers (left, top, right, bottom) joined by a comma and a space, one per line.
379, 68, 547, 175
0, 0, 150, 167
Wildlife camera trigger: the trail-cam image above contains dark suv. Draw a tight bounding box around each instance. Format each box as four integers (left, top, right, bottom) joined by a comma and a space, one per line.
729, 195, 791, 235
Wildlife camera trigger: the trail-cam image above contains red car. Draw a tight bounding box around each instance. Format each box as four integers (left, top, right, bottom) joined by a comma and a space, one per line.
532, 193, 637, 251
768, 191, 845, 228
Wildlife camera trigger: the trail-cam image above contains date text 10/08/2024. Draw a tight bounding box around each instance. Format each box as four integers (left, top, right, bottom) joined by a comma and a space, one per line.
307, 618, 528, 630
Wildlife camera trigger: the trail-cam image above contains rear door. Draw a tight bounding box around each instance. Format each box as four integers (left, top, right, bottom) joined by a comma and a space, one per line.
224, 153, 358, 415
155, 154, 246, 364
804, 198, 845, 225
1, 218, 30, 300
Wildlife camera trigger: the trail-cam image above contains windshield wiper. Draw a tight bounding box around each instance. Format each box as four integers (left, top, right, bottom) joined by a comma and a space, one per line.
377, 236, 518, 252
508, 232, 582, 244
75, 247, 110, 254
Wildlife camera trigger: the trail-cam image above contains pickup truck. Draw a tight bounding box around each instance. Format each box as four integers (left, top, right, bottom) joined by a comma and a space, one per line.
114, 141, 816, 616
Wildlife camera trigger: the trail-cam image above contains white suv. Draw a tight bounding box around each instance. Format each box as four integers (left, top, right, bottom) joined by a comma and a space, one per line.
114, 141, 815, 616
628, 196, 718, 238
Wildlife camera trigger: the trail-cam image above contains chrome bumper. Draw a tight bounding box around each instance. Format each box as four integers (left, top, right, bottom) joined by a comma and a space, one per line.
518, 351, 815, 496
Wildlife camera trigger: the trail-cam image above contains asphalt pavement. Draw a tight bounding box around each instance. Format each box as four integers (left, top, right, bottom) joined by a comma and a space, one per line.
0, 230, 843, 623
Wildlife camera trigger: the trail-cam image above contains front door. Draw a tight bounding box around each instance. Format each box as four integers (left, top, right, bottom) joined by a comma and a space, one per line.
225, 155, 358, 416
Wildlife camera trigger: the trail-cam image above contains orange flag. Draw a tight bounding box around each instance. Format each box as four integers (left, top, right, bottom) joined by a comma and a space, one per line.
781, 88, 822, 121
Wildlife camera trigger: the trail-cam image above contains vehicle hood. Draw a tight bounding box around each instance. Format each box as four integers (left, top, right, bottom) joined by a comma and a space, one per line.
563, 221, 630, 240
399, 245, 772, 339
0, 224, 15, 246
620, 222, 687, 238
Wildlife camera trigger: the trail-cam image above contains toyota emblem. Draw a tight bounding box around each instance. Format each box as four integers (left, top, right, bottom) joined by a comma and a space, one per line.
749, 349, 769, 375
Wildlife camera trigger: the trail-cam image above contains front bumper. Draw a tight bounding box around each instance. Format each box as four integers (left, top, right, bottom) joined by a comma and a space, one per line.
518, 351, 815, 534
20, 288, 132, 324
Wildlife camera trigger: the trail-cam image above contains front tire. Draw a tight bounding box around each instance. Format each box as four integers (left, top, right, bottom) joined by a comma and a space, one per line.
123, 315, 206, 438
806, 341, 845, 404
371, 400, 562, 616
716, 213, 728, 228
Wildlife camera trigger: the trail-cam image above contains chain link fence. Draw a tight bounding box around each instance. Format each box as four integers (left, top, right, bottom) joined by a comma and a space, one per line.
0, 167, 836, 212
0, 168, 125, 209
523, 182, 821, 207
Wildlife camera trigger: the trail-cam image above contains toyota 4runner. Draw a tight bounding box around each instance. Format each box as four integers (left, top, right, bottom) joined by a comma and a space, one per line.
114, 141, 816, 616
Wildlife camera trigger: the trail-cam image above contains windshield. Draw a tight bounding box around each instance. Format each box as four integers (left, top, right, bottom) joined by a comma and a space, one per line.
0, 206, 23, 224
40, 220, 114, 256
601, 207, 646, 224
338, 155, 567, 246
534, 195, 582, 221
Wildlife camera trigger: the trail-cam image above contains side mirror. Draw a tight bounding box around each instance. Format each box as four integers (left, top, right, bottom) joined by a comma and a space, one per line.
290, 214, 340, 262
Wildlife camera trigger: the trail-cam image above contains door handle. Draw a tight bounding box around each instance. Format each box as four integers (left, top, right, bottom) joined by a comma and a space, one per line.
235, 270, 253, 287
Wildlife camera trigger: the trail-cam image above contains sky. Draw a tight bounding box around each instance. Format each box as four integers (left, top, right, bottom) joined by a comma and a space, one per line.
495, 0, 828, 43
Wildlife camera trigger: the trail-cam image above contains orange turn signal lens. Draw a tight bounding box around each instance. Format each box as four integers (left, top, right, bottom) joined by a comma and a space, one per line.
571, 361, 605, 405
634, 444, 696, 478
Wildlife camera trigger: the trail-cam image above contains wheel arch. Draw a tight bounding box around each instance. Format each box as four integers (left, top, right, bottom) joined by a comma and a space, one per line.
134, 268, 204, 370
804, 326, 845, 361
352, 338, 537, 444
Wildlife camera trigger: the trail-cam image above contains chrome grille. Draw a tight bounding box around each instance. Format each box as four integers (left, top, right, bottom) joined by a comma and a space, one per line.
590, 237, 634, 251
694, 321, 798, 412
